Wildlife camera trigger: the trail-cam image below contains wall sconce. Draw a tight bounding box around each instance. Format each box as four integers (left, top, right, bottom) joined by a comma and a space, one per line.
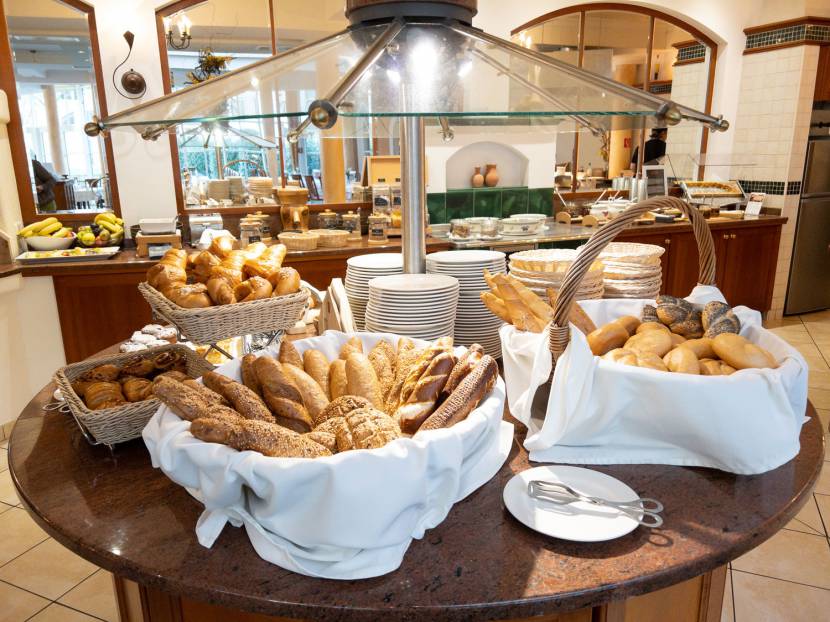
164, 13, 192, 50
113, 31, 146, 99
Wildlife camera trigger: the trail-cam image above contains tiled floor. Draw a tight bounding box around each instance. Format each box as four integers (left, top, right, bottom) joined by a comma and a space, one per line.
0, 313, 829, 622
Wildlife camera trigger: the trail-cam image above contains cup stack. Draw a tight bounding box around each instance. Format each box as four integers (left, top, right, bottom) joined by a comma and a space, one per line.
344, 253, 403, 330
426, 250, 507, 357
365, 274, 460, 341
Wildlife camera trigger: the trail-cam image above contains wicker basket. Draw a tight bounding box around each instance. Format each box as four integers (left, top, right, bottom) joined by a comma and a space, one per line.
312, 229, 349, 248
54, 343, 214, 446
278, 231, 319, 250
138, 282, 309, 345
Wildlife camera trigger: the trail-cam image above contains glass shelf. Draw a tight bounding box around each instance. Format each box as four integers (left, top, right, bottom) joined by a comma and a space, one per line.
99, 20, 725, 136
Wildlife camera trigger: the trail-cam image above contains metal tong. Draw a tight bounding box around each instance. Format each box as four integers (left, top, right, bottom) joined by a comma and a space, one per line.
527, 480, 664, 528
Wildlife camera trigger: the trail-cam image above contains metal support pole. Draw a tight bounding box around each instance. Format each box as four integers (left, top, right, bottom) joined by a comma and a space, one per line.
400, 116, 426, 274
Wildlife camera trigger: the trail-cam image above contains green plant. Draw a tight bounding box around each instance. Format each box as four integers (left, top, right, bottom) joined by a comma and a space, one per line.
187, 48, 233, 84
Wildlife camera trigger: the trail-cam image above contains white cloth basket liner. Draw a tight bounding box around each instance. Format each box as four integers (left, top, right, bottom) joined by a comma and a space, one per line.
143, 331, 513, 579
500, 286, 809, 475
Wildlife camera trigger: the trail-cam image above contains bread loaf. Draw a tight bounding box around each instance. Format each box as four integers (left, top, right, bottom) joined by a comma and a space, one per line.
153, 376, 242, 422
302, 349, 331, 398
283, 364, 330, 421
240, 354, 263, 397
546, 289, 597, 335
480, 291, 511, 323
396, 351, 456, 434
181, 379, 229, 406
419, 355, 498, 432
252, 357, 313, 432
278, 337, 303, 368
339, 336, 363, 359
191, 417, 330, 458
442, 344, 483, 398
203, 371, 274, 422
345, 353, 384, 408
329, 359, 348, 399
712, 333, 777, 370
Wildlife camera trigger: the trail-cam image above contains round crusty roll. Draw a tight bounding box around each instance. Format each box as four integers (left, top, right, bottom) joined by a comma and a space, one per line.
602, 348, 668, 371
586, 321, 630, 356
663, 347, 700, 374
712, 333, 777, 370
233, 276, 273, 302
699, 358, 737, 376
165, 283, 214, 308
314, 395, 372, 427
268, 267, 301, 296
679, 337, 716, 360
616, 315, 641, 336
636, 321, 670, 334
345, 352, 384, 409
624, 328, 673, 358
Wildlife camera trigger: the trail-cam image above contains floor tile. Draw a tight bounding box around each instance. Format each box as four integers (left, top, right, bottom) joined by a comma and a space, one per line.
0, 470, 18, 506
732, 528, 830, 589
809, 370, 830, 390
793, 343, 830, 371
721, 569, 734, 622
809, 388, 830, 410
815, 494, 830, 532
816, 409, 830, 433
732, 570, 830, 622
0, 580, 49, 622
767, 324, 815, 345
785, 495, 826, 536
765, 316, 804, 328
0, 506, 48, 566
816, 461, 830, 495
59, 569, 119, 622
0, 538, 97, 600
28, 603, 101, 622
0, 449, 7, 472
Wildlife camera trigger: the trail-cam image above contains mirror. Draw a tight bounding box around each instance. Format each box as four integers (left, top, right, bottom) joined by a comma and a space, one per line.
5, 0, 114, 214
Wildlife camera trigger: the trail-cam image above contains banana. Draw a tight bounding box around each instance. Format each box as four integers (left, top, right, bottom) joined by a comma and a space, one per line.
38, 221, 63, 236
115, 217, 124, 226
19, 217, 58, 237
98, 220, 123, 234
95, 212, 117, 225
52, 227, 72, 238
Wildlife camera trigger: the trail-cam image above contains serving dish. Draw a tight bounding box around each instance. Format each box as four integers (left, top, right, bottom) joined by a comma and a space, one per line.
23, 233, 77, 251
15, 246, 121, 264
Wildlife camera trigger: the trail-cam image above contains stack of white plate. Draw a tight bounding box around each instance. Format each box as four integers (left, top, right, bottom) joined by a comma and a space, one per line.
344, 253, 403, 330
247, 176, 274, 198
365, 274, 460, 341
228, 177, 245, 203
426, 250, 507, 357
508, 249, 605, 301
598, 242, 665, 299
207, 179, 230, 201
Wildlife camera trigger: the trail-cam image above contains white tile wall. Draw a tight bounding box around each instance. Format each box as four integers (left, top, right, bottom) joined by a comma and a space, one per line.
665, 61, 708, 180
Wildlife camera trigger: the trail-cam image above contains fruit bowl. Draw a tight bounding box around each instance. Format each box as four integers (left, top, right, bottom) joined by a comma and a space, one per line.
25, 233, 76, 251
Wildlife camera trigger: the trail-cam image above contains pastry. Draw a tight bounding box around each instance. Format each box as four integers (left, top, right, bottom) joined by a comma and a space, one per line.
129, 331, 156, 345
442, 344, 484, 398
283, 364, 330, 422
191, 418, 330, 458
152, 350, 186, 373
663, 347, 700, 374
303, 349, 331, 398
253, 356, 313, 432
679, 337, 716, 359
166, 283, 214, 309
655, 295, 703, 338
712, 333, 777, 370
244, 243, 287, 279
339, 336, 364, 359
233, 277, 273, 302
587, 321, 630, 356
207, 278, 236, 305
702, 301, 741, 338
181, 379, 229, 406
419, 355, 498, 432
345, 352, 384, 408
242, 241, 268, 260
396, 351, 456, 434
268, 267, 302, 296
209, 235, 235, 258
314, 395, 372, 427
699, 358, 737, 376
278, 338, 303, 368
146, 264, 186, 293
203, 371, 275, 423
329, 359, 348, 399
84, 381, 127, 410
120, 357, 156, 378
122, 377, 153, 402
624, 329, 673, 357
191, 250, 221, 283
152, 370, 189, 384
240, 354, 263, 397
84, 364, 121, 382
336, 407, 401, 451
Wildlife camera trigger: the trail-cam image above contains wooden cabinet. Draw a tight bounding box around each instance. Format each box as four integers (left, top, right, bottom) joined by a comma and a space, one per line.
619, 222, 782, 311
815, 45, 830, 102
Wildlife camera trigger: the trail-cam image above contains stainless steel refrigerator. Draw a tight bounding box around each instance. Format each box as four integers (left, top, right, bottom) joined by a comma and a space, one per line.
785, 136, 830, 315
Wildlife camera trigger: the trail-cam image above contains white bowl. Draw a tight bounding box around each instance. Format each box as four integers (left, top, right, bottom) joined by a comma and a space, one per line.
25, 233, 76, 251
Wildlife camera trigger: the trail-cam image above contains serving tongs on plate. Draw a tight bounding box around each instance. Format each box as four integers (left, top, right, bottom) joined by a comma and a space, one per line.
527, 480, 664, 528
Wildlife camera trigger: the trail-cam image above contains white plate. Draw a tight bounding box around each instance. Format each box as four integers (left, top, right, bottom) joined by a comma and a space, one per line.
426, 250, 506, 263
503, 465, 643, 542
369, 274, 459, 292
346, 253, 403, 270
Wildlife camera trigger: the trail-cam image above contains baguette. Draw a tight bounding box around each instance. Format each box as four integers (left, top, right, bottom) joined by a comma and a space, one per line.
396, 351, 456, 434
181, 379, 229, 406
480, 291, 511, 323
495, 279, 545, 332
277, 337, 303, 368
546, 289, 597, 335
283, 364, 330, 421
240, 354, 263, 397
252, 357, 313, 432
329, 359, 348, 399
153, 376, 241, 423
368, 340, 396, 400
441, 344, 484, 399
191, 417, 330, 458
385, 345, 423, 412
339, 335, 363, 359
203, 371, 274, 422
419, 355, 498, 432
345, 352, 384, 408
302, 349, 331, 398
502, 274, 553, 323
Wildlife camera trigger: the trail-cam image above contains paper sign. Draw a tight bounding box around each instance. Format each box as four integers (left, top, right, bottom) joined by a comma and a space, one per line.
745, 191, 765, 216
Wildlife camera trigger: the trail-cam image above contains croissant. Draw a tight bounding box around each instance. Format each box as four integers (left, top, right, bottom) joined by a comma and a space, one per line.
233, 277, 273, 302
209, 235, 235, 258
147, 264, 187, 292
84, 381, 126, 410
242, 241, 268, 260
244, 244, 287, 279
191, 251, 221, 284
207, 277, 236, 305
165, 283, 214, 308
267, 267, 301, 296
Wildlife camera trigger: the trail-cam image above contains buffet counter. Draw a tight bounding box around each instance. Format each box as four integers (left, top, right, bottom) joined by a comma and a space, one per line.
8, 367, 824, 622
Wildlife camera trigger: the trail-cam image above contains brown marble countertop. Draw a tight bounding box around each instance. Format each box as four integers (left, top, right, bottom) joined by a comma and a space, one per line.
8, 374, 824, 621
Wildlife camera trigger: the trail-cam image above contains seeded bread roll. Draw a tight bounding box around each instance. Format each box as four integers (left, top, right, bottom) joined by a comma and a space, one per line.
302, 349, 331, 398
314, 395, 372, 427
181, 379, 229, 406
191, 418, 330, 458
240, 354, 263, 397
345, 353, 384, 408
305, 430, 337, 453
336, 408, 401, 451
283, 364, 329, 422
153, 376, 242, 423
203, 371, 274, 423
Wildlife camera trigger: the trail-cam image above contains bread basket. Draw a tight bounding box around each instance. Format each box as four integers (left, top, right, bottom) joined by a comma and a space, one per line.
54, 343, 214, 446
499, 196, 808, 474
278, 231, 319, 250
138, 282, 309, 345
312, 229, 349, 248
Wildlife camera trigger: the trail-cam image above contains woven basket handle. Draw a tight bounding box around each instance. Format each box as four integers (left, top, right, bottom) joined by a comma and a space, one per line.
548, 196, 716, 365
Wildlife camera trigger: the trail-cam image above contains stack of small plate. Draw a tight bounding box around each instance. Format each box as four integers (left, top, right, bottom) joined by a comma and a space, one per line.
207, 179, 230, 201
247, 176, 274, 198
509, 248, 605, 301
227, 177, 246, 203
426, 250, 507, 357
344, 253, 403, 330
598, 242, 665, 299
365, 274, 459, 341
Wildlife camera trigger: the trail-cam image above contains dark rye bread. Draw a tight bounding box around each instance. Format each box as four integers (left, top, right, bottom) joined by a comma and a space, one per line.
418, 355, 498, 433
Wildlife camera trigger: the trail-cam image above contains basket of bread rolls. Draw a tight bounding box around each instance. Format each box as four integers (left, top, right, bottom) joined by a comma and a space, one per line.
54, 343, 215, 446
494, 195, 808, 475
138, 235, 309, 345
142, 331, 512, 579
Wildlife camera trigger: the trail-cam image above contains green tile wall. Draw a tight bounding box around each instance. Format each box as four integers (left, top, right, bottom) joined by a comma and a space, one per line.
426, 187, 553, 224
